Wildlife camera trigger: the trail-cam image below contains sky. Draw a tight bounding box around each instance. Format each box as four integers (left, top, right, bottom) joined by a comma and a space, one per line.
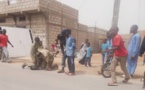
57, 0, 145, 34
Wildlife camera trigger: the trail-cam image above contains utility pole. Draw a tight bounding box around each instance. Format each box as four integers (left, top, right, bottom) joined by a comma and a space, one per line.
112, 0, 121, 27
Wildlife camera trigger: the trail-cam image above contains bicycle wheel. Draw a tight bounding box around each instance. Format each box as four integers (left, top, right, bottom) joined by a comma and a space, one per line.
101, 63, 111, 78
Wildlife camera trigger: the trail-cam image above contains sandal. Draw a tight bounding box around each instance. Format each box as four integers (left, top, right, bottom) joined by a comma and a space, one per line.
123, 78, 130, 83
108, 82, 118, 86
65, 72, 70, 75
68, 73, 75, 76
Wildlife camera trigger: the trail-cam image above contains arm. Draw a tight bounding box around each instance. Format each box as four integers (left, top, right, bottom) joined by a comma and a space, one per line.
103, 35, 121, 53
60, 43, 65, 55
103, 46, 118, 53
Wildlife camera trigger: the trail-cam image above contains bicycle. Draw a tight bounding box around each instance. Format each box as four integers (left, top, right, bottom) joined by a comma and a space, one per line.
101, 53, 113, 78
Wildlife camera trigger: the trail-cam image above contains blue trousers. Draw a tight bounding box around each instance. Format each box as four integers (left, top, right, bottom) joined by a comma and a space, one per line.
102, 53, 106, 65
67, 56, 75, 73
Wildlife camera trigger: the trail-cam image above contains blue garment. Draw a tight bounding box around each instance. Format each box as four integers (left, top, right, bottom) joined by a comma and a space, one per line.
101, 43, 107, 51
106, 39, 113, 56
106, 39, 112, 49
127, 33, 141, 75
86, 47, 92, 57
101, 43, 108, 65
67, 56, 75, 73
66, 36, 75, 56
102, 53, 106, 65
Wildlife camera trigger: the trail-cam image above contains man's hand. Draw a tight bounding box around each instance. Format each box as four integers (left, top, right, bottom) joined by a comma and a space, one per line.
139, 54, 143, 57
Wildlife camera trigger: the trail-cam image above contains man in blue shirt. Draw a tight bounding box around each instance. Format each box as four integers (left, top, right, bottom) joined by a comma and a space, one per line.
127, 25, 141, 78
65, 29, 76, 76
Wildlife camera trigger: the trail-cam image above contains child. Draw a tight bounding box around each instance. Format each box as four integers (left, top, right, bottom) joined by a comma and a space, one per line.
85, 43, 92, 67
101, 39, 107, 65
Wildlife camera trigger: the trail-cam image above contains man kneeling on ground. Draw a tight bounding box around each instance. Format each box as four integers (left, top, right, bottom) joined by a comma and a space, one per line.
22, 37, 58, 70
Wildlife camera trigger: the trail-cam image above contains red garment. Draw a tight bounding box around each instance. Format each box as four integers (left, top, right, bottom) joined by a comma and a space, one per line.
0, 34, 3, 47
51, 44, 55, 51
112, 34, 128, 57
0, 35, 8, 47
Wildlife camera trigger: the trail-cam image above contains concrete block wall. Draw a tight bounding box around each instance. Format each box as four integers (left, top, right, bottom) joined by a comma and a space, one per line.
0, 17, 15, 26
30, 14, 46, 47
77, 30, 88, 50
0, 0, 40, 14
87, 32, 96, 52
62, 4, 78, 20
0, 0, 107, 53
79, 23, 88, 31
63, 17, 78, 29
48, 24, 61, 49
48, 13, 61, 25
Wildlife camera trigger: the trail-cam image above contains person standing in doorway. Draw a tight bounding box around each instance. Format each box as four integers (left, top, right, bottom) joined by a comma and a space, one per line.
103, 26, 130, 86
127, 25, 141, 78
1, 29, 13, 62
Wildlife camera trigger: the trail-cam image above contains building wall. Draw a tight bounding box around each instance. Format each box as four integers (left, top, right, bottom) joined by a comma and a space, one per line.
0, 0, 40, 15
121, 31, 145, 49
77, 30, 88, 50
0, 0, 107, 53
88, 27, 107, 52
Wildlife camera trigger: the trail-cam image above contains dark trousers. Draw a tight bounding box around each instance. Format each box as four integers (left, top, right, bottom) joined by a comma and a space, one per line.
85, 57, 91, 66
61, 55, 67, 67
102, 53, 106, 65
67, 56, 75, 73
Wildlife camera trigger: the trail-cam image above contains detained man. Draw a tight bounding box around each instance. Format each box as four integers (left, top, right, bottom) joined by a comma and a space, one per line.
22, 37, 42, 69
127, 25, 141, 78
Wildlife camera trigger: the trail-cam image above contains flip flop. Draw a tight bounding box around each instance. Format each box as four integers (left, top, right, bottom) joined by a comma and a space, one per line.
108, 82, 118, 86
123, 78, 130, 83
68, 73, 75, 76
65, 72, 70, 75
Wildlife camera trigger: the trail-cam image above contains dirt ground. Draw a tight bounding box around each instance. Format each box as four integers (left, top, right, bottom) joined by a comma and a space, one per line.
10, 53, 145, 79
